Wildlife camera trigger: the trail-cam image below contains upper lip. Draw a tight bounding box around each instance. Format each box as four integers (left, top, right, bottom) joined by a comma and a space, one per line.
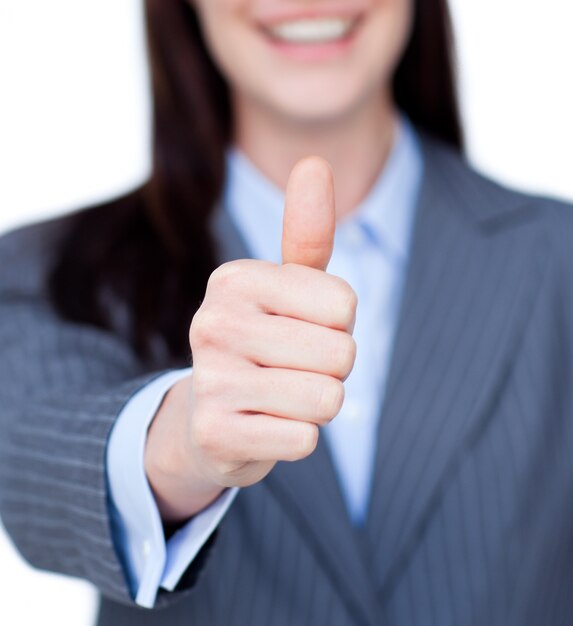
255, 6, 366, 29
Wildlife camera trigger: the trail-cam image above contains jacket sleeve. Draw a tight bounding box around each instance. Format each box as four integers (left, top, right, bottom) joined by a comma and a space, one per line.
0, 221, 207, 608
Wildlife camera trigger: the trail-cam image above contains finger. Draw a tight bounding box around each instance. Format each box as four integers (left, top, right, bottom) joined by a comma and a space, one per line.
235, 368, 345, 426
208, 260, 356, 332
218, 412, 320, 463
239, 315, 356, 380
281, 156, 336, 271
261, 264, 357, 332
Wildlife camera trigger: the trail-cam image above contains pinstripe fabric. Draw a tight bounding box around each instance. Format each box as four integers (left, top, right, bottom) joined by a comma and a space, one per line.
0, 222, 192, 608
2, 134, 573, 625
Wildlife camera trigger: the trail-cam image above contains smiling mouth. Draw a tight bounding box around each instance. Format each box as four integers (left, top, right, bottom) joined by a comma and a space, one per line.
262, 17, 361, 45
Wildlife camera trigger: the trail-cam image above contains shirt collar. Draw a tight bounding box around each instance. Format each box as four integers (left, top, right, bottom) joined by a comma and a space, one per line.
223, 114, 424, 265
348, 116, 423, 261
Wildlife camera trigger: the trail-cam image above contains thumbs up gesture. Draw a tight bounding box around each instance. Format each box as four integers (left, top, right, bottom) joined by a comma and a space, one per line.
145, 158, 358, 521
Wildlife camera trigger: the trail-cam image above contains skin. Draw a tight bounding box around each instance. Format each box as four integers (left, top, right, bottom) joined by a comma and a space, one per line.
145, 0, 413, 522
195, 0, 413, 217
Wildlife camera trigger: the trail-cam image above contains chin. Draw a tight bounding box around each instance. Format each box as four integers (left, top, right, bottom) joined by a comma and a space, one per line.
265, 81, 374, 125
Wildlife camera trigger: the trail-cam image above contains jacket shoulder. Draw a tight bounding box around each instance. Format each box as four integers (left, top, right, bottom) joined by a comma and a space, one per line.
0, 214, 74, 296
420, 132, 573, 238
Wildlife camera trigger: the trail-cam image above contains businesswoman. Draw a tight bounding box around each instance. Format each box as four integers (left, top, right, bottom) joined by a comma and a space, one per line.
2, 0, 573, 624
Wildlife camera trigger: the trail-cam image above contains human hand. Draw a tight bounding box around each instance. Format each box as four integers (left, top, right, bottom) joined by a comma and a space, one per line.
145, 157, 357, 521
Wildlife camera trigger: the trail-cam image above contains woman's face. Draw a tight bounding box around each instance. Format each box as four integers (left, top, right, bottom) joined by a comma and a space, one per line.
191, 0, 413, 124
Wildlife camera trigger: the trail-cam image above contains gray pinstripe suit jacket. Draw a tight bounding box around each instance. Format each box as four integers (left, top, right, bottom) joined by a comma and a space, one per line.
2, 134, 573, 626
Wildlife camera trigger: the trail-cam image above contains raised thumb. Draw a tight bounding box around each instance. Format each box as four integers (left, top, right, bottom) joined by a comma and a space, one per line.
281, 156, 335, 272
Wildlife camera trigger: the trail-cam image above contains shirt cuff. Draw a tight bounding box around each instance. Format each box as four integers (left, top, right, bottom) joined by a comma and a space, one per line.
160, 486, 239, 591
106, 368, 239, 608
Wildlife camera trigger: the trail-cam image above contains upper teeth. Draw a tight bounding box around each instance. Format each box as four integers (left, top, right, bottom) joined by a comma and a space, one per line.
268, 18, 354, 44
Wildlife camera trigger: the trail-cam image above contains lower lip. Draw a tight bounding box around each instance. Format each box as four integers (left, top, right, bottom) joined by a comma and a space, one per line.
261, 24, 360, 62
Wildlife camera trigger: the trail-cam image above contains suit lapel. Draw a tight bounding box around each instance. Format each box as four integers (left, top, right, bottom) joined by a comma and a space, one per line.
265, 441, 382, 626
364, 136, 549, 595
210, 201, 252, 263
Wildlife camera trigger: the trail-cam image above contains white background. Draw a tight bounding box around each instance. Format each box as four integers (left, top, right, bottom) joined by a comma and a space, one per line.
1, 1, 572, 624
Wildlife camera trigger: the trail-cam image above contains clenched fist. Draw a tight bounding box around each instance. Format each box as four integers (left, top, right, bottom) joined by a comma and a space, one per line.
145, 157, 357, 522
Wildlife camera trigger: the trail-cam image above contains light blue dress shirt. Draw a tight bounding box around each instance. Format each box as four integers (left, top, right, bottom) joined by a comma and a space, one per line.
107, 116, 424, 608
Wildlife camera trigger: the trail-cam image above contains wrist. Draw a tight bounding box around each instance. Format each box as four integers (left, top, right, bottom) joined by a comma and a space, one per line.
145, 376, 224, 523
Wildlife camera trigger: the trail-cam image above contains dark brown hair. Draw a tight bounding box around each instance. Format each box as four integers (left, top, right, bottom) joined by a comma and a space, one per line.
49, 0, 463, 365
